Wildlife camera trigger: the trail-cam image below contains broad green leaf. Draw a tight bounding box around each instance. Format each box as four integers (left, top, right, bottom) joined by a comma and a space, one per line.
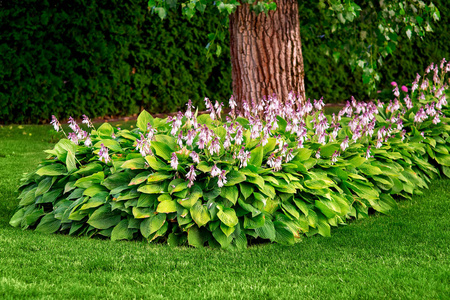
121, 157, 147, 170
147, 172, 173, 183
188, 226, 204, 248
36, 214, 61, 234
111, 219, 134, 241
217, 208, 238, 227
190, 201, 211, 227
80, 192, 108, 210
170, 180, 189, 194
74, 163, 103, 176
83, 184, 108, 197
255, 217, 276, 240
435, 153, 450, 166
136, 110, 154, 132
282, 202, 300, 220
75, 171, 104, 189
87, 205, 121, 229
156, 200, 177, 213
249, 146, 263, 167
36, 164, 67, 176
220, 186, 239, 205
66, 151, 77, 173
140, 214, 166, 238
348, 156, 366, 168
263, 138, 277, 155
145, 156, 168, 171
273, 221, 296, 245
220, 223, 235, 237
132, 207, 154, 219
294, 148, 313, 162
243, 213, 265, 229
129, 171, 151, 186
212, 227, 233, 248
102, 172, 131, 190
239, 183, 254, 199
151, 141, 173, 161
246, 175, 265, 190
94, 139, 122, 152
137, 184, 165, 194
358, 164, 383, 176
9, 208, 25, 227
97, 123, 114, 137
178, 185, 202, 209
35, 177, 53, 197
224, 170, 246, 186
19, 187, 37, 207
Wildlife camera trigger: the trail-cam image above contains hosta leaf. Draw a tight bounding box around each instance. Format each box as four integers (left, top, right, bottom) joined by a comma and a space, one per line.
224, 170, 246, 186
220, 223, 235, 237
35, 177, 53, 197
9, 208, 25, 227
129, 171, 151, 186
249, 146, 263, 167
94, 139, 122, 152
138, 184, 165, 194
132, 207, 154, 219
147, 172, 173, 183
121, 157, 146, 170
140, 214, 166, 238
358, 164, 382, 176
75, 171, 104, 189
156, 200, 177, 213
136, 110, 154, 132
111, 219, 134, 241
178, 185, 202, 209
97, 123, 114, 137
239, 182, 254, 199
217, 208, 238, 227
188, 226, 204, 248
87, 205, 121, 229
246, 175, 265, 190
19, 187, 37, 207
317, 215, 331, 237
190, 201, 211, 227
80, 192, 108, 210
36, 214, 61, 234
151, 141, 173, 161
220, 186, 239, 205
281, 202, 300, 220
273, 221, 296, 245
170, 180, 188, 194
36, 164, 67, 176
255, 217, 276, 240
212, 227, 233, 249
102, 172, 131, 190
145, 156, 168, 171
74, 163, 103, 176
243, 213, 265, 229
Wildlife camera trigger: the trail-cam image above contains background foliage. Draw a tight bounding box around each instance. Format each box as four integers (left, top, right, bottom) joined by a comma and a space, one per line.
0, 0, 449, 123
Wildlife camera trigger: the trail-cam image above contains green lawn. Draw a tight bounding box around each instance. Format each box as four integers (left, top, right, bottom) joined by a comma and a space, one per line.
0, 124, 449, 299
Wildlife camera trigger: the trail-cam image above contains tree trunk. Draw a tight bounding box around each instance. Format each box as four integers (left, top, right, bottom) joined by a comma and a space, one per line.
229, 0, 305, 111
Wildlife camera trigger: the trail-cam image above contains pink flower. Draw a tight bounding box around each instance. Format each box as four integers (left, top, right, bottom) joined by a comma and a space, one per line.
99, 144, 111, 163
391, 81, 397, 87
186, 165, 197, 188
218, 170, 227, 187
170, 153, 178, 170
401, 85, 408, 93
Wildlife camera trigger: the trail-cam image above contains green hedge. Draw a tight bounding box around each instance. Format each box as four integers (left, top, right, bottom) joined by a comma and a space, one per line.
0, 0, 449, 123
0, 0, 231, 123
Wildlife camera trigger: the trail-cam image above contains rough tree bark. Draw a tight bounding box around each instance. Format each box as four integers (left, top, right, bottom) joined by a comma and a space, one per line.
229, 0, 306, 110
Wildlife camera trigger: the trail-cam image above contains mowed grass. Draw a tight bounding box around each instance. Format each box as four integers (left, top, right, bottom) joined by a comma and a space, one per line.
0, 124, 449, 299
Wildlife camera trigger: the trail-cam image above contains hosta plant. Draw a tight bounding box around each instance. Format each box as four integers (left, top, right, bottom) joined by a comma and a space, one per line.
10, 59, 450, 248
